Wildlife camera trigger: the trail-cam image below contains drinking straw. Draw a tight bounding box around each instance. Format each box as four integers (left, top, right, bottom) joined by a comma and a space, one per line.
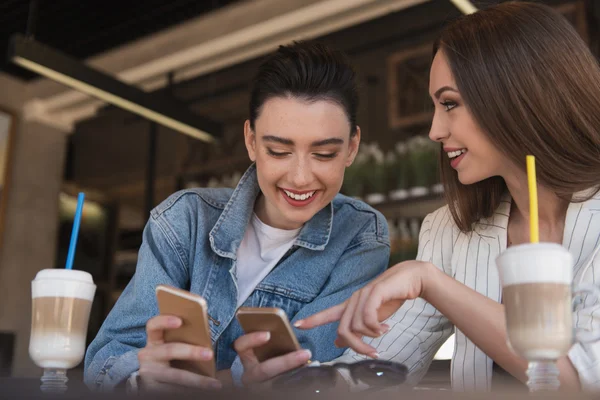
65, 192, 85, 270
526, 156, 539, 243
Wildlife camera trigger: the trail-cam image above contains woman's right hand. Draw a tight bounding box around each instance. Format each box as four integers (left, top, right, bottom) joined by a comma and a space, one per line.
295, 260, 434, 356
137, 315, 222, 392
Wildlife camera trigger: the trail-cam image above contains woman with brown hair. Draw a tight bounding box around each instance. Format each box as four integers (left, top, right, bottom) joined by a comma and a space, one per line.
235, 1, 600, 392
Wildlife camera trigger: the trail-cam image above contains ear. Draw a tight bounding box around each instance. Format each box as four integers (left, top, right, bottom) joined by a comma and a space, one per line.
345, 126, 361, 167
244, 120, 257, 162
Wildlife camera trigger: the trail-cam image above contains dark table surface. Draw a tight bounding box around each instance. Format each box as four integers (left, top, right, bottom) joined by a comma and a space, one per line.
0, 377, 596, 399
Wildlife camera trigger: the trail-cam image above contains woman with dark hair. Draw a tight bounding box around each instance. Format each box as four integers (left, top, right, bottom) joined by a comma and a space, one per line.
83, 41, 390, 391
262, 2, 600, 391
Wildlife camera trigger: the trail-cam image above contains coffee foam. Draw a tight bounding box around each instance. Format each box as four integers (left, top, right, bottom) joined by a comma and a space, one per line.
32, 269, 95, 301
496, 243, 572, 287
29, 333, 86, 369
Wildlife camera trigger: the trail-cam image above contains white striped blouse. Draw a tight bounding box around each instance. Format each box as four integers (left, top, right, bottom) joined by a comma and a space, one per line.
334, 190, 600, 391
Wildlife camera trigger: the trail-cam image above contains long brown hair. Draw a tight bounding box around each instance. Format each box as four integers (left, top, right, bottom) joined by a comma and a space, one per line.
433, 1, 600, 232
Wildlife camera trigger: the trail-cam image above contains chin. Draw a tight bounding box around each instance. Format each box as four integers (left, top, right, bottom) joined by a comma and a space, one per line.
457, 171, 485, 185
276, 211, 312, 229
458, 172, 495, 185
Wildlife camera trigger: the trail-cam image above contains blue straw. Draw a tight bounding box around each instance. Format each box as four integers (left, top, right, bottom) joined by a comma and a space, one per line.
65, 192, 85, 270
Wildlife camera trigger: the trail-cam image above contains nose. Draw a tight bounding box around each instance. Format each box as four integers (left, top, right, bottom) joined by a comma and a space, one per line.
290, 156, 314, 188
428, 110, 449, 143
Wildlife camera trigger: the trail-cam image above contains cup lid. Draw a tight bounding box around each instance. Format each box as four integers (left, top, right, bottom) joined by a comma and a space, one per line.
496, 242, 572, 286
34, 269, 93, 284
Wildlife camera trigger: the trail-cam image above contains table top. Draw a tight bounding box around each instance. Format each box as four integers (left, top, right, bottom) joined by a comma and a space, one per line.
0, 378, 596, 400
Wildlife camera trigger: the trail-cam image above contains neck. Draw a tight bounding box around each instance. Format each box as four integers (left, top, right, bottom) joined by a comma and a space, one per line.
503, 173, 568, 227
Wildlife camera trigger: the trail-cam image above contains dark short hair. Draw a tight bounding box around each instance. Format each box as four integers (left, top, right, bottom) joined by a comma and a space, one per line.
249, 41, 359, 136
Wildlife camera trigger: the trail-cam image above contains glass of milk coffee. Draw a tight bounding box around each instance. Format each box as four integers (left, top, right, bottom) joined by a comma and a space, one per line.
496, 243, 600, 392
29, 269, 96, 393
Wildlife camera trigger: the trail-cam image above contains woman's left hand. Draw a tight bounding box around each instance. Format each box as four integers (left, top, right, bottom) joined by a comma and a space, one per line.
294, 260, 438, 357
233, 332, 312, 386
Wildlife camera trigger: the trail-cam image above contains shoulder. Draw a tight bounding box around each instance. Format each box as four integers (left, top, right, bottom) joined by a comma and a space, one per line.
331, 193, 389, 243
142, 188, 234, 254
422, 205, 452, 229
150, 188, 234, 220
420, 205, 459, 241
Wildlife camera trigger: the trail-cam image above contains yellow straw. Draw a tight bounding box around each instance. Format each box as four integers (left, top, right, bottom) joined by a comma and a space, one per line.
526, 155, 539, 243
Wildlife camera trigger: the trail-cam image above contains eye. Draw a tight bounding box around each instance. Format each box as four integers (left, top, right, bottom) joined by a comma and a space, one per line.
440, 100, 457, 112
314, 153, 338, 159
267, 149, 290, 157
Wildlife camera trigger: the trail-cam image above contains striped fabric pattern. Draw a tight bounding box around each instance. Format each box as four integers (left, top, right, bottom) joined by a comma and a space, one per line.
334, 190, 600, 391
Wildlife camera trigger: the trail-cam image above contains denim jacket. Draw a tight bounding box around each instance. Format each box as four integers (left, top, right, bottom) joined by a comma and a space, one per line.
84, 164, 390, 390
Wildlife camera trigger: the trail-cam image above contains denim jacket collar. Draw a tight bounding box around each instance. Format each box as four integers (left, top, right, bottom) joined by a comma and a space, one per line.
209, 164, 333, 259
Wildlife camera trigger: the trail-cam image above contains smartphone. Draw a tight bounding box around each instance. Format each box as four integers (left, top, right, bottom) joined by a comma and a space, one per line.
155, 284, 216, 378
236, 307, 302, 362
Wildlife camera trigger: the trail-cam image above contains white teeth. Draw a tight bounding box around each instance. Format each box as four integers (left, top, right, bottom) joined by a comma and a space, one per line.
447, 149, 467, 159
284, 190, 315, 201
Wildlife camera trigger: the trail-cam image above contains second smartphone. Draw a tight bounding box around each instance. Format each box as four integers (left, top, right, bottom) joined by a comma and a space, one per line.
236, 307, 302, 362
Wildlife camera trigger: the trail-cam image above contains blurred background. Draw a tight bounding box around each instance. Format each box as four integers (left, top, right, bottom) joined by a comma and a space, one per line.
0, 0, 596, 388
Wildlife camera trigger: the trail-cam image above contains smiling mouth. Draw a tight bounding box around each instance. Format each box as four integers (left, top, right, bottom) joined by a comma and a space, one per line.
283, 190, 316, 201
447, 149, 467, 159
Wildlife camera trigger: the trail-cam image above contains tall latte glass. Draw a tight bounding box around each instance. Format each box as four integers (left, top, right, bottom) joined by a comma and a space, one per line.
497, 243, 600, 392
29, 269, 96, 393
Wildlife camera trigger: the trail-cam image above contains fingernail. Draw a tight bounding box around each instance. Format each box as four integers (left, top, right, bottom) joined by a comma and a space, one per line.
200, 349, 213, 359
379, 325, 390, 335
170, 317, 182, 327
298, 349, 312, 360
293, 320, 303, 328
209, 380, 222, 389
369, 352, 380, 359
261, 332, 271, 341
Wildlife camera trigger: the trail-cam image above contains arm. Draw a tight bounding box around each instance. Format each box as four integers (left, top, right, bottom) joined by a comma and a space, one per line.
568, 255, 600, 391
424, 264, 580, 391
302, 260, 580, 390
84, 213, 189, 390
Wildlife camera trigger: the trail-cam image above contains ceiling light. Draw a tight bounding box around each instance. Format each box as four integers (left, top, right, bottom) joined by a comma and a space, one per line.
449, 0, 478, 14
9, 33, 221, 142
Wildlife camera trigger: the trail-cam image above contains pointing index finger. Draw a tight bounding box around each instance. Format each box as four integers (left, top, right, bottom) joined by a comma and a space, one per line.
294, 303, 346, 330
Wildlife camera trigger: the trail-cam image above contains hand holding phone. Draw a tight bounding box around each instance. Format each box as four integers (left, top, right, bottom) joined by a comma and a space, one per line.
234, 307, 312, 386
135, 285, 219, 391
155, 285, 216, 377
236, 307, 302, 362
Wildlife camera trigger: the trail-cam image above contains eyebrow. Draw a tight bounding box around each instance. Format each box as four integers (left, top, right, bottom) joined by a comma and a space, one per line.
262, 135, 345, 147
433, 86, 459, 99
262, 135, 294, 145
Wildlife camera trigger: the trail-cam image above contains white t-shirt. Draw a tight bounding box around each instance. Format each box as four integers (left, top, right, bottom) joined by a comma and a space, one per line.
235, 213, 301, 307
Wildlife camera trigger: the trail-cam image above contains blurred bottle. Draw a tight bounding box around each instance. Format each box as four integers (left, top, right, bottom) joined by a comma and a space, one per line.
389, 142, 410, 201
231, 171, 242, 188
206, 177, 220, 188
365, 143, 387, 205
388, 218, 400, 258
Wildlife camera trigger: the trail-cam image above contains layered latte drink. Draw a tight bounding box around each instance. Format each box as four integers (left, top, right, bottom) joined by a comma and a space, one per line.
503, 282, 572, 360
29, 269, 96, 369
497, 243, 574, 361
